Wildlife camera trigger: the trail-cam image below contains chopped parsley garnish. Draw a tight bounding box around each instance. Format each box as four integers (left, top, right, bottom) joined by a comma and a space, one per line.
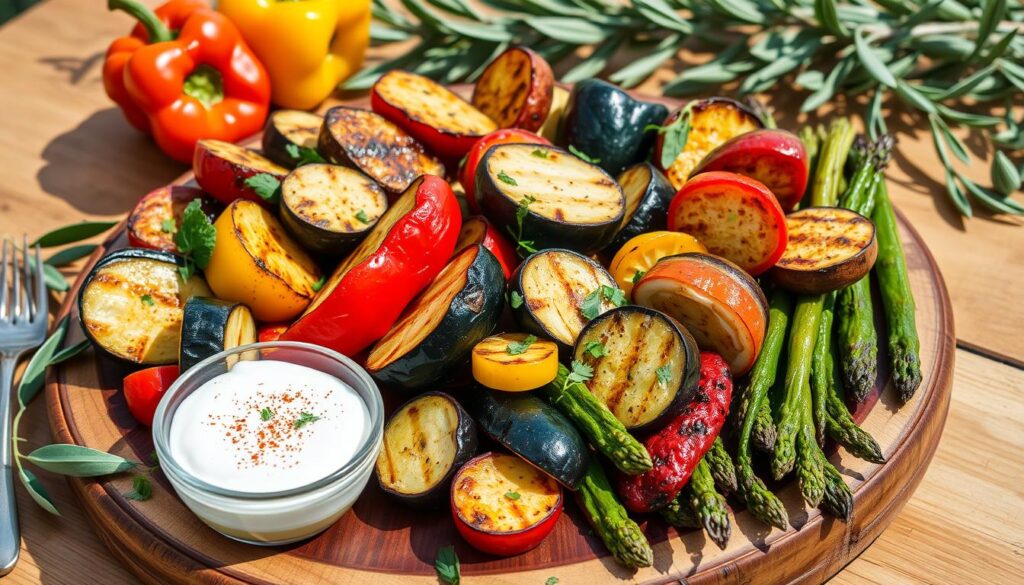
504, 491, 521, 500
311, 274, 327, 292
160, 218, 176, 234
124, 476, 152, 501
531, 148, 549, 159
285, 143, 326, 166
631, 269, 645, 285
506, 334, 537, 356
567, 360, 594, 385
293, 412, 321, 429
435, 545, 460, 585
582, 340, 606, 359
244, 173, 282, 205
509, 290, 524, 309
546, 578, 559, 585
568, 144, 601, 164
580, 285, 628, 320
505, 194, 538, 257
497, 170, 518, 186
260, 407, 274, 421
174, 199, 217, 281
355, 209, 371, 224
140, 294, 154, 306
656, 364, 673, 385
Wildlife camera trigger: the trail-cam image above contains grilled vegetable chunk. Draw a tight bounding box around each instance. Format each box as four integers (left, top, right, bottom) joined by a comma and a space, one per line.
262, 109, 324, 168
318, 106, 445, 195
179, 297, 256, 372
366, 244, 505, 389
609, 162, 675, 253
510, 249, 619, 348
574, 306, 700, 433
279, 163, 388, 255
78, 248, 211, 365
472, 333, 559, 392
772, 207, 878, 294
471, 47, 554, 132
466, 390, 590, 490
372, 70, 497, 158
478, 144, 625, 254
655, 98, 763, 189
193, 139, 289, 206
376, 392, 478, 508
127, 186, 220, 252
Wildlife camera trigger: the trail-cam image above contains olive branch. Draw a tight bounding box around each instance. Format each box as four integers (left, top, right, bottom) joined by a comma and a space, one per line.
359, 0, 1024, 218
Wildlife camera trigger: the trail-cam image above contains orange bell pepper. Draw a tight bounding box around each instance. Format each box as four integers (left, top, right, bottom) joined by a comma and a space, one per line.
103, 0, 271, 163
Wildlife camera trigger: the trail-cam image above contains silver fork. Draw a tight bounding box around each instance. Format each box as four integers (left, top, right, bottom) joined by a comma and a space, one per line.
0, 236, 47, 576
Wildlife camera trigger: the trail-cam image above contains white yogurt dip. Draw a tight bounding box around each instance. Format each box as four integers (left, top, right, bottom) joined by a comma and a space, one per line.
169, 360, 369, 493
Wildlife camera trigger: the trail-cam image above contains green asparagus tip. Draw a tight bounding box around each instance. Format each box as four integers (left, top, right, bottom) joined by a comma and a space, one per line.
739, 472, 790, 530
821, 464, 854, 521
614, 524, 654, 569
893, 353, 923, 404
843, 353, 878, 403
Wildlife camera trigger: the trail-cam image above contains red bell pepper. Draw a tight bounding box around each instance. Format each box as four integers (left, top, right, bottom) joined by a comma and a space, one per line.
123, 365, 179, 426
104, 0, 270, 163
281, 175, 462, 356
257, 322, 289, 343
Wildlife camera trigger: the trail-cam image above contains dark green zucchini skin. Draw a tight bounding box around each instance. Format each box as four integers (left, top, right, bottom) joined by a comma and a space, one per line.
560, 79, 669, 176
261, 110, 324, 168
179, 297, 248, 373
607, 163, 676, 253
377, 392, 478, 508
371, 245, 506, 390
464, 389, 590, 490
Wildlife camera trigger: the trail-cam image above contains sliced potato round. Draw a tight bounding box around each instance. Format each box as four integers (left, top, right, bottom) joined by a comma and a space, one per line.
771, 207, 878, 294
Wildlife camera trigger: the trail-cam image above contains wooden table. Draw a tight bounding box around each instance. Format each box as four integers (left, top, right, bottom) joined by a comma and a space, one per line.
0, 1, 1021, 583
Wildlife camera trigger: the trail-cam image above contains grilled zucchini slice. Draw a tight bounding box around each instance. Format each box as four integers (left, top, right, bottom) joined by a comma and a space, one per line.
510, 249, 619, 348
771, 207, 878, 294
477, 144, 625, 254
366, 244, 505, 389
78, 248, 211, 365
261, 109, 324, 168
375, 392, 478, 508
179, 297, 257, 372
574, 306, 700, 433
608, 162, 675, 254
279, 163, 388, 255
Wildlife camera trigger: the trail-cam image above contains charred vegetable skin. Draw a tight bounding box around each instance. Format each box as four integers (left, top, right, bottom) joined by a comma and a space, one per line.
609, 163, 675, 253
576, 459, 653, 569
559, 79, 668, 175
466, 390, 590, 490
376, 392, 478, 508
366, 245, 505, 389
178, 296, 255, 373
617, 352, 733, 514
261, 109, 324, 168
127, 186, 220, 252
540, 364, 652, 475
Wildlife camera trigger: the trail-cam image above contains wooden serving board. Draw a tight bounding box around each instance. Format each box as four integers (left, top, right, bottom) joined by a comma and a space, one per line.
45, 89, 955, 585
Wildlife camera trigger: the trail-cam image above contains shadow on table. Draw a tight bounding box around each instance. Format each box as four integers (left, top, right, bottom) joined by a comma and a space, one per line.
36, 107, 184, 216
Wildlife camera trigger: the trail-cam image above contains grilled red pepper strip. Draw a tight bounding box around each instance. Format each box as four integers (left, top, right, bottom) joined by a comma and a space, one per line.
281, 176, 461, 356
617, 352, 733, 513
105, 0, 270, 163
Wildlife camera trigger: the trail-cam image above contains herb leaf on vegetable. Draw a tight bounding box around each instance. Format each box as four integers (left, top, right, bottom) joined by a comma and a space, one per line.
509, 290, 524, 309
568, 360, 594, 385
311, 274, 327, 292
355, 209, 371, 224
631, 270, 645, 285
504, 491, 521, 500
285, 143, 326, 166
655, 364, 672, 385
140, 294, 154, 306
583, 340, 606, 359
506, 195, 538, 257
506, 335, 537, 355
174, 199, 217, 281
244, 173, 282, 205
568, 144, 601, 164
497, 170, 518, 186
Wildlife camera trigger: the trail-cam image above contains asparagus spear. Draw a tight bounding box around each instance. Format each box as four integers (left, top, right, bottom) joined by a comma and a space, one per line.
577, 459, 653, 569
820, 455, 854, 521
873, 180, 922, 402
686, 458, 731, 550
795, 391, 825, 507
660, 491, 700, 528
809, 118, 855, 208
809, 291, 837, 444
704, 437, 738, 494
751, 401, 777, 452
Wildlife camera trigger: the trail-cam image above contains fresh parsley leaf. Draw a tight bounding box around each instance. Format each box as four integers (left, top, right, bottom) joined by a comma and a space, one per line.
631, 269, 645, 285
579, 288, 603, 320
506, 195, 538, 257
545, 578, 559, 585
124, 475, 152, 501
140, 294, 154, 306
531, 148, 549, 159
174, 199, 217, 281
244, 173, 282, 205
602, 285, 627, 307
355, 209, 371, 224
509, 290, 524, 309
583, 340, 606, 359
656, 364, 672, 385
160, 218, 176, 234
504, 491, 521, 500
260, 407, 274, 421
567, 360, 594, 384
293, 412, 321, 429
435, 545, 460, 585
568, 144, 601, 165
497, 170, 518, 186
285, 143, 326, 166
311, 275, 327, 293
506, 335, 537, 355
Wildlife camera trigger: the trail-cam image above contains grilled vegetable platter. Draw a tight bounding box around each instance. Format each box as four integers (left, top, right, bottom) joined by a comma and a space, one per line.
76, 46, 926, 576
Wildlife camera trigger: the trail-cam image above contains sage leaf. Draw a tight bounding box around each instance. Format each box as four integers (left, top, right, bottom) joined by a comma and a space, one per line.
894, 80, 937, 114
632, 0, 694, 33
972, 0, 1006, 59
991, 151, 1022, 196
935, 104, 1001, 127
18, 316, 69, 407
45, 244, 97, 267
32, 221, 117, 248
19, 468, 60, 515
26, 444, 137, 477
960, 172, 1024, 214
854, 28, 896, 87
47, 339, 92, 366
814, 0, 849, 37
525, 17, 607, 44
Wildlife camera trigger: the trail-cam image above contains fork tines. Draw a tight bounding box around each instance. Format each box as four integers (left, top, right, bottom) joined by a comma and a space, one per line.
0, 236, 44, 326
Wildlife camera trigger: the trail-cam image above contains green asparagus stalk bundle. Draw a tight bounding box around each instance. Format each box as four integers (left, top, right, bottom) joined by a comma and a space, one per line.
542, 365, 652, 475
685, 459, 732, 550
577, 459, 653, 569
873, 181, 923, 403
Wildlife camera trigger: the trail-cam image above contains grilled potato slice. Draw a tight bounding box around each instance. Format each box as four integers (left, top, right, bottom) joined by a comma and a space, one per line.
772, 207, 878, 294
472, 47, 554, 132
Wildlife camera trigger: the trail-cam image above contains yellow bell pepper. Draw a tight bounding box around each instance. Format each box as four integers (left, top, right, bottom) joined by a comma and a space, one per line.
219, 0, 371, 110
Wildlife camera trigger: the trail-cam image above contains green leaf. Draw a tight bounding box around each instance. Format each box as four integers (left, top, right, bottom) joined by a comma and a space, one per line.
971, 0, 1006, 60
656, 106, 693, 170
630, 269, 645, 284
959, 172, 1024, 214
33, 260, 69, 292
509, 290, 525, 309
795, 70, 825, 91
632, 0, 694, 33
582, 340, 606, 358
912, 35, 975, 59
506, 335, 538, 355
601, 285, 627, 307
561, 36, 622, 83
293, 412, 321, 429
18, 316, 69, 407
709, 0, 766, 24
443, 18, 513, 43
260, 407, 275, 421
497, 170, 518, 186
801, 56, 855, 112
976, 28, 1018, 68
355, 210, 371, 224
244, 173, 283, 205
944, 169, 973, 217
174, 199, 217, 272
866, 87, 888, 140
19, 468, 59, 515
435, 545, 460, 585
371, 24, 411, 43
47, 339, 92, 366
854, 28, 896, 88
609, 34, 681, 88
567, 360, 594, 384
504, 490, 521, 500
655, 364, 672, 385
546, 578, 559, 585
935, 104, 1002, 127
44, 244, 97, 267
933, 63, 999, 101
311, 274, 327, 292
32, 221, 116, 248
26, 444, 137, 477
580, 288, 603, 320
992, 150, 1022, 196
285, 143, 326, 166
568, 144, 601, 164
814, 0, 849, 37
894, 80, 937, 114
124, 475, 153, 501
525, 16, 608, 44
933, 115, 969, 163
161, 218, 176, 234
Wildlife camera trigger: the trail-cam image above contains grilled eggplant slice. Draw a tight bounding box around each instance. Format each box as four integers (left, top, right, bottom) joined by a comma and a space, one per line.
510, 249, 619, 349
376, 392, 478, 508
654, 98, 763, 189
574, 306, 700, 433
561, 79, 669, 175
471, 47, 554, 132
366, 244, 505, 389
771, 207, 878, 294
477, 144, 624, 253
608, 162, 675, 254
279, 163, 388, 255
465, 391, 589, 489
127, 186, 221, 252
179, 297, 256, 372
78, 248, 212, 365
371, 70, 497, 158
192, 139, 289, 206
472, 333, 559, 391
261, 109, 324, 168
318, 106, 445, 195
